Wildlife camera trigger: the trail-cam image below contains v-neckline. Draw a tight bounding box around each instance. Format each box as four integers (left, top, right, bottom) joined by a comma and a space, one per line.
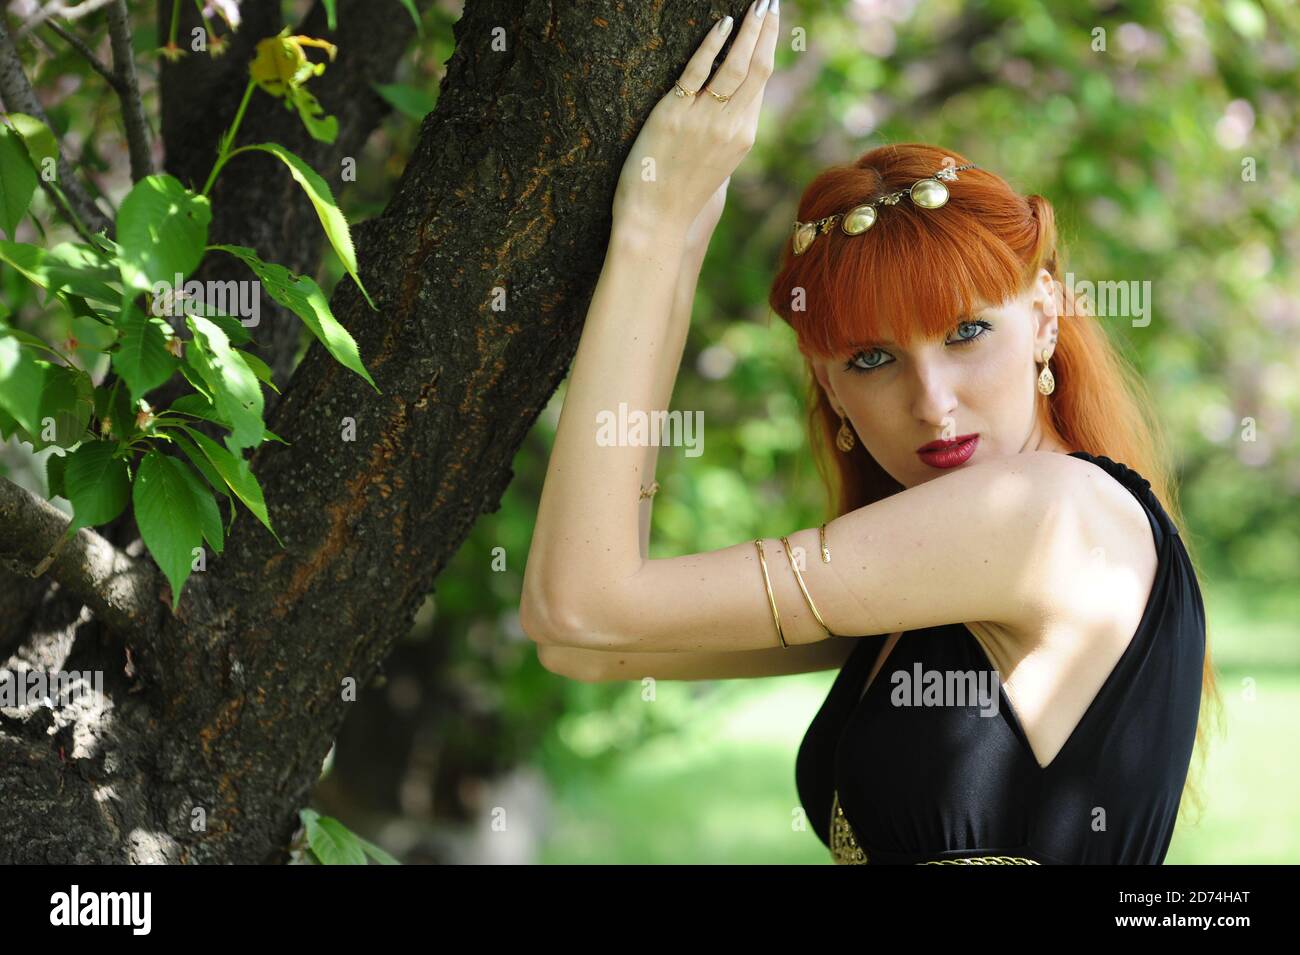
845, 617, 1151, 774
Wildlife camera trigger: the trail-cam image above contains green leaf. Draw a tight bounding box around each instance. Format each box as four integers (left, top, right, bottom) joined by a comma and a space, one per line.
116, 174, 212, 293
70, 311, 119, 352
357, 834, 401, 865
236, 348, 279, 393
133, 450, 204, 611
3, 113, 58, 170
167, 391, 228, 426
178, 359, 213, 401
112, 305, 176, 403
212, 245, 378, 391
199, 312, 253, 346
93, 380, 137, 441
0, 406, 19, 441
185, 314, 265, 451
0, 240, 120, 303
174, 455, 224, 556
171, 428, 236, 536
0, 125, 37, 238
0, 332, 46, 432
372, 82, 436, 121
322, 0, 337, 30
63, 440, 130, 531
291, 87, 338, 144
46, 449, 67, 498
301, 809, 367, 865
178, 425, 280, 544
24, 362, 94, 451
236, 145, 375, 309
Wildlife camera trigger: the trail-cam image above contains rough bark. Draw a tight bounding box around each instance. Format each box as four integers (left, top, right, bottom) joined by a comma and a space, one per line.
0, 0, 759, 863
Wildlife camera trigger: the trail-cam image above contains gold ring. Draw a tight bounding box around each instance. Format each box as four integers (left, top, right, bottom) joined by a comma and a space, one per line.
703, 86, 731, 103
673, 81, 697, 98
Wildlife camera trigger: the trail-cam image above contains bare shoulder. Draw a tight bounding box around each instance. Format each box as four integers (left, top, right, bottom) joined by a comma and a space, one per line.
1031, 449, 1160, 632
949, 449, 1158, 635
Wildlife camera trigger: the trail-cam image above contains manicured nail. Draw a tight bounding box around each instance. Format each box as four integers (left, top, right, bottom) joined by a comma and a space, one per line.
718, 14, 733, 33
772, 0, 780, 13
756, 0, 771, 18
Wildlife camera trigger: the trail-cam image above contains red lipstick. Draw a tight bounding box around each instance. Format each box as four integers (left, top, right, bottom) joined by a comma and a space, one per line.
916, 433, 979, 469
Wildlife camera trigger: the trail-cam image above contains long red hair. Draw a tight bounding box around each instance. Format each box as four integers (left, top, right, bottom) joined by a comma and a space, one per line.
767, 142, 1220, 826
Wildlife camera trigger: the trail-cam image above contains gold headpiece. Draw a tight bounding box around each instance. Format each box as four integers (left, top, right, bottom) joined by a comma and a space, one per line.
791, 162, 978, 255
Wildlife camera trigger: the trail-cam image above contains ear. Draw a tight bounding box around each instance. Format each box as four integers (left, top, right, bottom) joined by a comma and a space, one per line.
1030, 268, 1059, 360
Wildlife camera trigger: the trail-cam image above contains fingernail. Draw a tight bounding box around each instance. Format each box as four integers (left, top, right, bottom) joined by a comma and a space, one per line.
772, 0, 780, 13
756, 0, 771, 18
718, 14, 732, 33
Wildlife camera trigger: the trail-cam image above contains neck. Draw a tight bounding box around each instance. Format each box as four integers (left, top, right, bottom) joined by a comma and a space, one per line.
1024, 413, 1071, 454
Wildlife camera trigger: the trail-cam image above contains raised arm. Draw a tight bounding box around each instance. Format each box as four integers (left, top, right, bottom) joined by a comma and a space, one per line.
521, 4, 778, 641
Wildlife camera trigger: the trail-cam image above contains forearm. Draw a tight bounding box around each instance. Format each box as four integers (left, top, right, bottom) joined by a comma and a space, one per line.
525, 218, 692, 628
638, 240, 709, 559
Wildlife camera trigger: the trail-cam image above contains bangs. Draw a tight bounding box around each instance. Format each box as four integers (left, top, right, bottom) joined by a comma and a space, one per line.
778, 182, 1030, 360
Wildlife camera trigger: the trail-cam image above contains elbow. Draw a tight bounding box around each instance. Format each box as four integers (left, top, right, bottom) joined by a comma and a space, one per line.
520, 574, 628, 651
519, 590, 593, 649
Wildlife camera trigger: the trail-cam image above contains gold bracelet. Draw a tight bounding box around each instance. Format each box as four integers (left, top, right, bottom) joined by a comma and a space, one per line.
639, 481, 659, 501
781, 535, 833, 638
820, 522, 831, 563
753, 539, 788, 648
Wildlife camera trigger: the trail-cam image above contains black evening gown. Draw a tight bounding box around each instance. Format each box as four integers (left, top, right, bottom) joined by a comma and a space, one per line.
794, 451, 1206, 864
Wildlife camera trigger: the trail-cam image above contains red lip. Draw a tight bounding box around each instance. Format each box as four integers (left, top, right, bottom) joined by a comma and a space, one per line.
916, 433, 979, 469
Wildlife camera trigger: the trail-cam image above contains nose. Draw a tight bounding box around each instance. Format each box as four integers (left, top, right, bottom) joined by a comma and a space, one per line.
908, 356, 958, 432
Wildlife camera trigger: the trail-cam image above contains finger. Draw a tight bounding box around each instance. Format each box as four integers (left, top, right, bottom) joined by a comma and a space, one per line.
731, 0, 779, 112
675, 14, 736, 96
698, 0, 772, 100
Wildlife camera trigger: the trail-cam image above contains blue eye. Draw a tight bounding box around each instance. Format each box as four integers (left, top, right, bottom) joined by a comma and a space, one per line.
842, 320, 993, 375
844, 349, 890, 373
950, 319, 993, 345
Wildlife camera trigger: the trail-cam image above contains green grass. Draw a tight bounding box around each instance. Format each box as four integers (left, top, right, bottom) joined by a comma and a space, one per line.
539, 580, 1299, 864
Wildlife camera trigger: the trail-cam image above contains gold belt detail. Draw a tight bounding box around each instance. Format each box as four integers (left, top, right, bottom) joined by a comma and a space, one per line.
829, 789, 1040, 865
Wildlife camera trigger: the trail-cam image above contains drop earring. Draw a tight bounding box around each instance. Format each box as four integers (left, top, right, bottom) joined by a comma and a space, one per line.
1037, 348, 1055, 396
835, 410, 857, 452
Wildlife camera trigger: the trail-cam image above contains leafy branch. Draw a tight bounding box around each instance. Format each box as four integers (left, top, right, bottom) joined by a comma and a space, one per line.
0, 22, 380, 620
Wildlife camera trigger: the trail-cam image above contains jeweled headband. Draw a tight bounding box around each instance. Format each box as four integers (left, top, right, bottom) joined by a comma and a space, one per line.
791, 162, 978, 255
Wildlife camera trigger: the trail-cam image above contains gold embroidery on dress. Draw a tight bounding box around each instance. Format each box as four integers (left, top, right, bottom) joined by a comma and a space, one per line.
829, 788, 1041, 865
830, 789, 868, 864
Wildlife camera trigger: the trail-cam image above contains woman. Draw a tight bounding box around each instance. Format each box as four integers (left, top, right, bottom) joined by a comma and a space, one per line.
520, 0, 1217, 864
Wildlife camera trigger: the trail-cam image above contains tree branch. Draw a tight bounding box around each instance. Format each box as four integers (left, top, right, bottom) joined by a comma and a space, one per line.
105, 0, 153, 181
42, 20, 123, 93
0, 477, 161, 639
0, 14, 114, 236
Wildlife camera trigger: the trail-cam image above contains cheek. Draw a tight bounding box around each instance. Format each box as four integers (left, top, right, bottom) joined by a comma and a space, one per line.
968, 341, 1027, 393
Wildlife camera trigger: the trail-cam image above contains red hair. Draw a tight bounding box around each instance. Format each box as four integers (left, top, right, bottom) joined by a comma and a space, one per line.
767, 142, 1220, 826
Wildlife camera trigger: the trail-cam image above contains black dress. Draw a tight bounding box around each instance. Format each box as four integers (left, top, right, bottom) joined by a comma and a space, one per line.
794, 451, 1206, 864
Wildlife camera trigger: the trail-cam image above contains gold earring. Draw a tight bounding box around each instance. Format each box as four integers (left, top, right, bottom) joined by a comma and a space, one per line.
1037, 348, 1055, 396
835, 411, 856, 452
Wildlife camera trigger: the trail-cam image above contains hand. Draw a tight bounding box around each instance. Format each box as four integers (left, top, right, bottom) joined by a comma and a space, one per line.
612, 0, 780, 238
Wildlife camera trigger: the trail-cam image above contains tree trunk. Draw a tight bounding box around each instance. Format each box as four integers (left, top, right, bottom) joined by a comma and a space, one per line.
0, 0, 731, 863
